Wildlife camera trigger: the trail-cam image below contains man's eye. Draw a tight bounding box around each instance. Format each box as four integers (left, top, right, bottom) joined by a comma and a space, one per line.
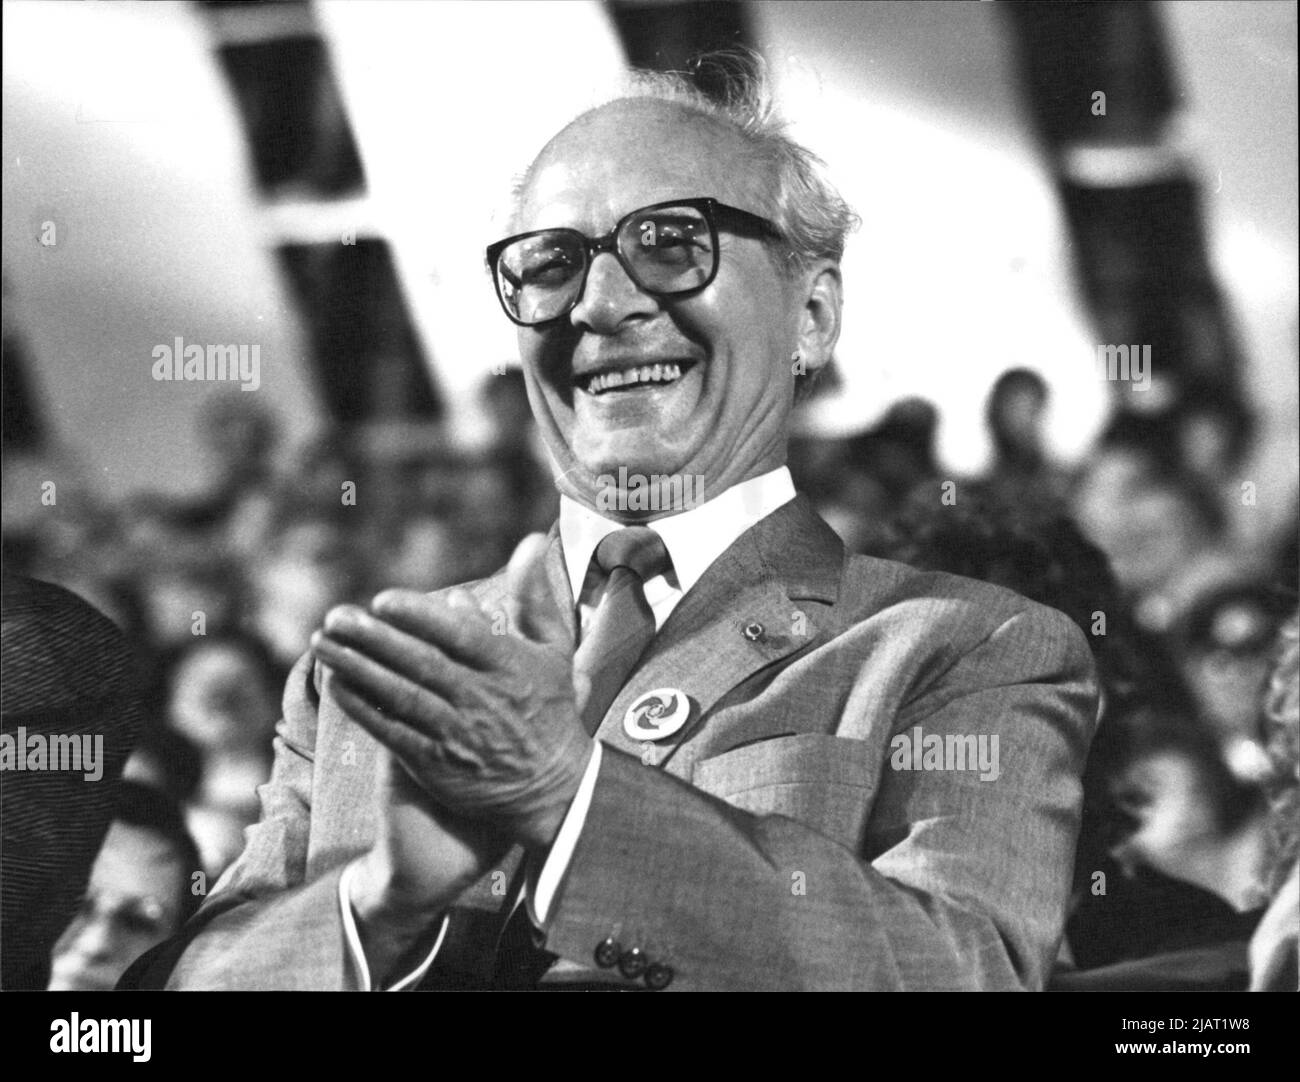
118, 901, 167, 936
118, 913, 156, 935
637, 219, 707, 251
1113, 784, 1153, 814
519, 252, 579, 286
637, 228, 708, 268
660, 231, 703, 250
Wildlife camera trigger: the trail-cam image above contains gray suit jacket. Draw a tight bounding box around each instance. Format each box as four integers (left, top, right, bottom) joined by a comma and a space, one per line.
158, 495, 1098, 990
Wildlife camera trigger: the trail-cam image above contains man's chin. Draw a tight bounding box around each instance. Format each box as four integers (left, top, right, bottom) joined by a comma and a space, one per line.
562, 450, 719, 521
574, 447, 696, 487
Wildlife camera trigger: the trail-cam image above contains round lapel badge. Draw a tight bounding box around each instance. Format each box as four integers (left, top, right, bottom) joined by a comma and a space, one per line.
623, 688, 690, 742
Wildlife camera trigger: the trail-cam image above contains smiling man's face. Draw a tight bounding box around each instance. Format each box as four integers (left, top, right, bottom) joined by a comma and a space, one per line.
511, 98, 837, 518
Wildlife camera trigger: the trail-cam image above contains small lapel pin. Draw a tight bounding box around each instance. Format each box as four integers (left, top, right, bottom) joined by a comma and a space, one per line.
624, 688, 690, 742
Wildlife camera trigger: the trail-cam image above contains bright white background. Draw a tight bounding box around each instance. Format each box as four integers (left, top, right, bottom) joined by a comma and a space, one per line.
3, 0, 1295, 501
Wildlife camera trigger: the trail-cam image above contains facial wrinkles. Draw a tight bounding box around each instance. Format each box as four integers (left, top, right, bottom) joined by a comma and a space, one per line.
514, 102, 802, 507
730, 390, 790, 468
546, 273, 785, 494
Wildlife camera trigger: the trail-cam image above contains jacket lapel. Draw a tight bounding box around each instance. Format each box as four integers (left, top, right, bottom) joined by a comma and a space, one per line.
590, 495, 844, 763
458, 498, 844, 982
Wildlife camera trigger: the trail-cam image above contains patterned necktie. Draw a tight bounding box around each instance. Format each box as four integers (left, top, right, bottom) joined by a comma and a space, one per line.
573, 527, 673, 735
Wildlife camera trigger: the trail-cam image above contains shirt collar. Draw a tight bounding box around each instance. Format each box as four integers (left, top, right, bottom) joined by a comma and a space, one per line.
559, 466, 796, 600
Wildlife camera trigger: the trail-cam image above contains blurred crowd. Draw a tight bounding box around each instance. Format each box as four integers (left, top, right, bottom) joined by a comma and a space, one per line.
3, 362, 1297, 990
795, 365, 1297, 987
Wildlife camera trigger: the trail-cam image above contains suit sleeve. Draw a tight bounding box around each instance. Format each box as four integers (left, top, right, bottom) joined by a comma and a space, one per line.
143, 652, 358, 990
539, 603, 1099, 990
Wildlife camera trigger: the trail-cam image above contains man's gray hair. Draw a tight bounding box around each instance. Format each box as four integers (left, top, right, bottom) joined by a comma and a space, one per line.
516, 54, 860, 278
622, 59, 859, 274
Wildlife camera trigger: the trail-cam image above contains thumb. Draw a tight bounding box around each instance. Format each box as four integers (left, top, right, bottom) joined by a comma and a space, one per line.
504, 532, 569, 648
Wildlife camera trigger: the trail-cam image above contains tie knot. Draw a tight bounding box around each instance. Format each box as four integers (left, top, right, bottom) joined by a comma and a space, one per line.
593, 527, 671, 582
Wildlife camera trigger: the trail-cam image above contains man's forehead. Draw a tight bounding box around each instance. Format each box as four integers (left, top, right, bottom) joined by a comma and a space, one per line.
516, 99, 758, 230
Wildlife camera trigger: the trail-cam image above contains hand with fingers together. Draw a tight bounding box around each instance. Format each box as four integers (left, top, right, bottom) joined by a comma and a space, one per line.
309, 534, 594, 970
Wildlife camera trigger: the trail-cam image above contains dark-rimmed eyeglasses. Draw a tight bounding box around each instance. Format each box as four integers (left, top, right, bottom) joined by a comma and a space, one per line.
485, 197, 782, 327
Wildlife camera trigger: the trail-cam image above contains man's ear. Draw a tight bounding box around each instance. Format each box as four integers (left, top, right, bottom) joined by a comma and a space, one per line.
794, 262, 843, 377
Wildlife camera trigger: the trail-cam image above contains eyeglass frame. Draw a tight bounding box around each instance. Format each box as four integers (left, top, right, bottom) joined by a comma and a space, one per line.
484, 197, 784, 327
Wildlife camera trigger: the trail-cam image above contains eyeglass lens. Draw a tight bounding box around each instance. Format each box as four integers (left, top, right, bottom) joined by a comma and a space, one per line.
496, 204, 716, 324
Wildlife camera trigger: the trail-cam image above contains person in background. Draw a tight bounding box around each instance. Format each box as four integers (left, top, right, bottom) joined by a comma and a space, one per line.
1250, 612, 1298, 990
1, 574, 142, 989
248, 502, 361, 671
789, 398, 939, 555
134, 634, 281, 879
480, 367, 558, 538
1098, 613, 1298, 991
49, 781, 202, 991
195, 396, 283, 563
194, 396, 281, 517
1070, 413, 1259, 635
1174, 581, 1293, 749
1109, 707, 1270, 915
1173, 390, 1253, 498
136, 551, 243, 656
983, 367, 1069, 512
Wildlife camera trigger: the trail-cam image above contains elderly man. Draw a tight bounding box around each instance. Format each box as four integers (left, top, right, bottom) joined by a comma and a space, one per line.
153, 72, 1097, 991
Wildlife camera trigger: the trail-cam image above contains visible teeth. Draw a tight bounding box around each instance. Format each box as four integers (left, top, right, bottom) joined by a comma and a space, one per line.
586, 362, 685, 394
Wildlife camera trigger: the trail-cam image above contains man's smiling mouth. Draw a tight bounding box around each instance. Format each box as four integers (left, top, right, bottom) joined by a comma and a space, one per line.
576, 361, 696, 396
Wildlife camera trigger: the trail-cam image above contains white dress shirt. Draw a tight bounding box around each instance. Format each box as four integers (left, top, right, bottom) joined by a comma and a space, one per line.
342, 466, 797, 988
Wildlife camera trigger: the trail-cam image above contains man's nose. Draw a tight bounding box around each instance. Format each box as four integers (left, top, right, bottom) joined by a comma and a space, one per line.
67, 915, 117, 962
569, 251, 658, 332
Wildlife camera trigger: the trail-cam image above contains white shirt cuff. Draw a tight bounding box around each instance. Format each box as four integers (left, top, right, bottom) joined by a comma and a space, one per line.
528, 740, 603, 925
338, 862, 450, 991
